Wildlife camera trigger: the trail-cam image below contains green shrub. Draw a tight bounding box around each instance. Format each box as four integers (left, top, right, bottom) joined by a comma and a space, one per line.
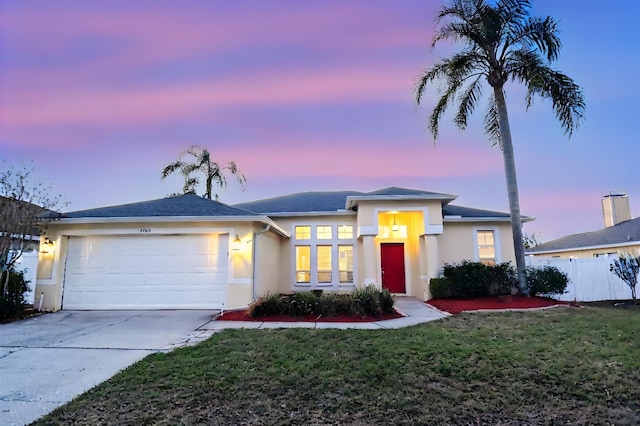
316, 293, 353, 317
429, 278, 451, 299
249, 287, 395, 318
285, 291, 317, 316
526, 266, 569, 297
489, 263, 517, 296
0, 268, 31, 322
442, 261, 517, 298
443, 261, 491, 298
378, 288, 395, 313
248, 292, 282, 317
353, 286, 395, 318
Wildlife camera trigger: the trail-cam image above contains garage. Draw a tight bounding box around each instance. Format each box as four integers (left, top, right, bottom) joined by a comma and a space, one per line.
62, 234, 228, 310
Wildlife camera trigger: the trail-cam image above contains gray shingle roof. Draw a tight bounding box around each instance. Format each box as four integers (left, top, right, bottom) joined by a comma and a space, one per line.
527, 217, 640, 253
61, 194, 258, 218
443, 205, 510, 218
58, 188, 516, 221
234, 191, 364, 214
235, 187, 511, 219
366, 187, 456, 198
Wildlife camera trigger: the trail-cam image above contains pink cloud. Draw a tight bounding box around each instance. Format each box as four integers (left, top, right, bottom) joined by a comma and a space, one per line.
2, 62, 421, 130
208, 135, 502, 180
3, 2, 437, 73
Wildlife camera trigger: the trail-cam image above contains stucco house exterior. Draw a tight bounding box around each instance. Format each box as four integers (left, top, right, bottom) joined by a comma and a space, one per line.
35, 187, 523, 311
526, 193, 639, 259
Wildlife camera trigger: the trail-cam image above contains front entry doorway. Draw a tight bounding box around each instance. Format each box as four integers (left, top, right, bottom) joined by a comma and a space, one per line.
380, 243, 406, 293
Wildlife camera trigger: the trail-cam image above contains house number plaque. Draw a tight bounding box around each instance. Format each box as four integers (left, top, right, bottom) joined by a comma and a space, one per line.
140, 228, 151, 233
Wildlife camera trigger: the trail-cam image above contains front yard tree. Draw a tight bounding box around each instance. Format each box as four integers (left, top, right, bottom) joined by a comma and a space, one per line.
609, 255, 639, 302
415, 0, 585, 294
161, 145, 247, 200
0, 162, 65, 295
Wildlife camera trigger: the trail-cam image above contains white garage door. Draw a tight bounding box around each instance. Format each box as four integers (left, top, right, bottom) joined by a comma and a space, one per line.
62, 234, 228, 310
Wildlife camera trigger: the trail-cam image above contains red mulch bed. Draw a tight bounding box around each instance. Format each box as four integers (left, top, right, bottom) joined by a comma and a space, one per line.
427, 295, 570, 314
217, 309, 404, 323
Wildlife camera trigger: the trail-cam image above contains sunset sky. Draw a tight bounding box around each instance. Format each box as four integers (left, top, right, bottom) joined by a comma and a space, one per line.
1, 0, 639, 241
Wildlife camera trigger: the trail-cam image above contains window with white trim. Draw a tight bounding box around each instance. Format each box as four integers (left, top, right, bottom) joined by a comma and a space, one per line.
295, 226, 311, 239
316, 225, 332, 240
338, 245, 354, 283
293, 224, 355, 288
317, 246, 332, 282
295, 246, 311, 283
476, 230, 496, 266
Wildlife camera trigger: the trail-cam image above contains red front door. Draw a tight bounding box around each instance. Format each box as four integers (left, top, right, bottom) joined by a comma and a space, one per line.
381, 243, 406, 293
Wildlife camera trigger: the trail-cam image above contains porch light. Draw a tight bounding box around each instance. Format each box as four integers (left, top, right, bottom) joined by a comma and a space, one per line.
232, 234, 242, 251
40, 237, 54, 254
392, 214, 399, 232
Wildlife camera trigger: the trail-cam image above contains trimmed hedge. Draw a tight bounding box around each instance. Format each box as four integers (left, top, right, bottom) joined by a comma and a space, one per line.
442, 261, 516, 298
433, 262, 569, 299
249, 287, 395, 319
430, 278, 451, 299
526, 266, 569, 296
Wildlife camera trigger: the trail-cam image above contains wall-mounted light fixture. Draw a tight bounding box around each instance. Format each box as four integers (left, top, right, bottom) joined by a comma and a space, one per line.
40, 237, 54, 254
232, 234, 242, 251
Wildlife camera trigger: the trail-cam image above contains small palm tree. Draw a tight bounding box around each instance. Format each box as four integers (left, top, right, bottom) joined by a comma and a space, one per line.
161, 145, 247, 200
415, 0, 585, 294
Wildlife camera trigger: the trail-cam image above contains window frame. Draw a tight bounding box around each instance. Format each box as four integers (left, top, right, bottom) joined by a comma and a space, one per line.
473, 227, 500, 266
292, 222, 356, 289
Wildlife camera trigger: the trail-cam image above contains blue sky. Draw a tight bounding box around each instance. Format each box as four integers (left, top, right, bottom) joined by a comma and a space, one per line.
1, 0, 639, 241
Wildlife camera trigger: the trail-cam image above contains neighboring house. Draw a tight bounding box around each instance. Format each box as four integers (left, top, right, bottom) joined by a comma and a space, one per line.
35, 187, 525, 311
527, 193, 640, 259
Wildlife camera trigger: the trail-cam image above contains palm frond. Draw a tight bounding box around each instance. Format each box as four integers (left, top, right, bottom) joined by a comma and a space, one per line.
454, 75, 484, 130
182, 163, 200, 177
160, 161, 185, 180
483, 93, 501, 146
415, 62, 451, 105
226, 161, 248, 187
182, 177, 198, 194
507, 48, 585, 136
513, 16, 561, 62
416, 50, 487, 140
428, 83, 458, 140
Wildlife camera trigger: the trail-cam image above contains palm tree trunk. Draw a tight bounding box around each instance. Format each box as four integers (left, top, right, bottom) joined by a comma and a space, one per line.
205, 176, 213, 200
494, 86, 529, 295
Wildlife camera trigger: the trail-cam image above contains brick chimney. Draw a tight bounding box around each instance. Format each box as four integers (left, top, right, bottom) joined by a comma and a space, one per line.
601, 192, 631, 227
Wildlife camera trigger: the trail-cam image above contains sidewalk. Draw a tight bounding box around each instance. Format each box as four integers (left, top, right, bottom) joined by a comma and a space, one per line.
166, 298, 450, 349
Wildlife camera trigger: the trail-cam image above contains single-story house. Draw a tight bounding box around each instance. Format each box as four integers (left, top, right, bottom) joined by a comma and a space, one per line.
35, 187, 525, 311
526, 216, 640, 259
526, 193, 639, 259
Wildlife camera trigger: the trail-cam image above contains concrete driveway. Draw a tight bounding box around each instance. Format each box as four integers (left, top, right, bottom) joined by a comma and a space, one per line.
0, 310, 216, 426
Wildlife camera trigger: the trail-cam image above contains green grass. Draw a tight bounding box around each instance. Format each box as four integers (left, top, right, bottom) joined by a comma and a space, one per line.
36, 306, 640, 425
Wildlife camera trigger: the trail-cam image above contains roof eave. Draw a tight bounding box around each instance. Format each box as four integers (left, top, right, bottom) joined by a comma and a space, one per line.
254, 210, 357, 218
444, 217, 511, 223
49, 215, 291, 237
443, 216, 534, 223
526, 240, 640, 255
345, 194, 458, 210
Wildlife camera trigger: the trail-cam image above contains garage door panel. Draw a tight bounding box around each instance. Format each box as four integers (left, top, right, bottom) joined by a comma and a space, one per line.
63, 234, 228, 310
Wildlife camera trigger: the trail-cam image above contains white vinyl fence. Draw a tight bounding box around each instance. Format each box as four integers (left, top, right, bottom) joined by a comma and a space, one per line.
526, 256, 633, 302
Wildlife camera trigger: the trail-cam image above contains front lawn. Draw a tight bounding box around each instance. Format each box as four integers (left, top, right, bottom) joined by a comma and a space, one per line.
36, 306, 640, 425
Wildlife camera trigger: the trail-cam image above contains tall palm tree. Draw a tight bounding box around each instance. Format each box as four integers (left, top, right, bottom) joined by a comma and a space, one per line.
161, 145, 247, 200
415, 0, 584, 294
